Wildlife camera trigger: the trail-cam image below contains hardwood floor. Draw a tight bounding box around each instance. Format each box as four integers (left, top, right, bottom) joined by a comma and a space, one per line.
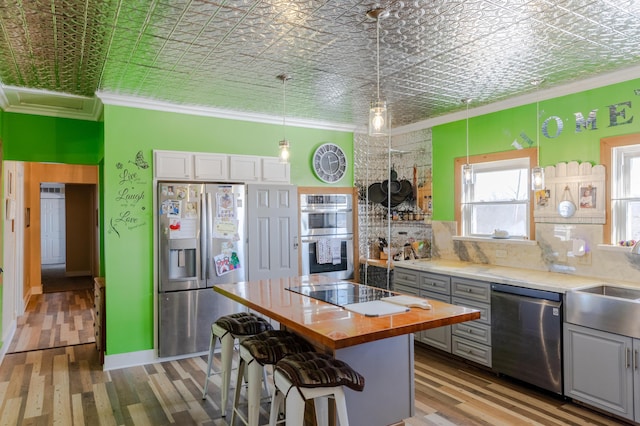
410, 345, 626, 426
0, 290, 628, 425
7, 289, 95, 354
0, 338, 628, 425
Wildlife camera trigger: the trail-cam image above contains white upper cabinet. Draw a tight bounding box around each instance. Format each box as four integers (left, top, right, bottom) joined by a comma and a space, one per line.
194, 153, 228, 180
229, 155, 261, 182
154, 150, 193, 180
154, 150, 289, 184
261, 157, 290, 183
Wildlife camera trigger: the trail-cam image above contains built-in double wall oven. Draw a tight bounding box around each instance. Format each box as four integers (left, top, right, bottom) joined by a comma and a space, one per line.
300, 193, 354, 280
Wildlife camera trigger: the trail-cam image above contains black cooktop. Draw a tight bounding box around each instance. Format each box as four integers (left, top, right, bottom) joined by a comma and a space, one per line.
287, 282, 394, 307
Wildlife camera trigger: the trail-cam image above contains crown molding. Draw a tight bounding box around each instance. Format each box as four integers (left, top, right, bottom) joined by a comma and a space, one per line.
96, 92, 358, 133
0, 85, 103, 121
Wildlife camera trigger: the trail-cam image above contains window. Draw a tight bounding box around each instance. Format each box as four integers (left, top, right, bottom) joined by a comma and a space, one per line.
611, 143, 640, 242
601, 134, 640, 244
454, 149, 536, 239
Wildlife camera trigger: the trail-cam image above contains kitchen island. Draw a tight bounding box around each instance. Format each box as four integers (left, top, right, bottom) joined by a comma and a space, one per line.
214, 275, 480, 426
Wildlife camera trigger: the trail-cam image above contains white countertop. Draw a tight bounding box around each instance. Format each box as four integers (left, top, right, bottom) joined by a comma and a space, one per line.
392, 259, 640, 293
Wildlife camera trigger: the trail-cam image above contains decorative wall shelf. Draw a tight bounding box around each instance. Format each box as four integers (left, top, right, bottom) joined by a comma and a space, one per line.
533, 161, 605, 224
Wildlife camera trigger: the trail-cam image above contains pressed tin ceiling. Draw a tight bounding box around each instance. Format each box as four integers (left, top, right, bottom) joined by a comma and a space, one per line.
0, 0, 640, 128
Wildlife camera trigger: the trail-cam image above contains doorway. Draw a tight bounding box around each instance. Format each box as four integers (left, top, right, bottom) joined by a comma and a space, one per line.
40, 183, 94, 293
41, 183, 66, 265
3, 163, 99, 355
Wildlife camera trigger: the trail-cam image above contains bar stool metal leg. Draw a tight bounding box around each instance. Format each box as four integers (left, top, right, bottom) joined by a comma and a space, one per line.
218, 328, 235, 416
269, 388, 285, 426
201, 324, 217, 400
201, 322, 235, 417
231, 345, 271, 426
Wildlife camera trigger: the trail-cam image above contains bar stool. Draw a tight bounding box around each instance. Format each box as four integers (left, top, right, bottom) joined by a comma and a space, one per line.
269, 352, 365, 426
231, 329, 315, 426
201, 312, 273, 417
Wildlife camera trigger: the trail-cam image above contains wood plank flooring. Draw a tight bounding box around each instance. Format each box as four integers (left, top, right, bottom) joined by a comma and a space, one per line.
7, 289, 95, 354
0, 291, 629, 425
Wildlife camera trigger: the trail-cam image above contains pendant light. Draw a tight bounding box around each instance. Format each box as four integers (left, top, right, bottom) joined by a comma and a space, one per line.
462, 98, 474, 184
277, 73, 291, 163
531, 79, 544, 190
367, 8, 389, 137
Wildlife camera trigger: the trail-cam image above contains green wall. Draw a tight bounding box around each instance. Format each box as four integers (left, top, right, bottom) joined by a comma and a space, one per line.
2, 113, 103, 163
432, 78, 640, 221
102, 105, 354, 355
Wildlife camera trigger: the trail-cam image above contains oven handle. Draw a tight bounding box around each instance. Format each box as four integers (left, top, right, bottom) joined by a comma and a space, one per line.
300, 207, 352, 212
301, 235, 353, 243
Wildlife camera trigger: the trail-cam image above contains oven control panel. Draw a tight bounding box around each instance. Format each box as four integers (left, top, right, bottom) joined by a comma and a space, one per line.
301, 194, 352, 210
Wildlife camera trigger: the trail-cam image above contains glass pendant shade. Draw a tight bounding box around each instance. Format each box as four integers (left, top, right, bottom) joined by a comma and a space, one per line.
279, 139, 290, 163
369, 100, 388, 136
462, 163, 474, 184
531, 166, 544, 190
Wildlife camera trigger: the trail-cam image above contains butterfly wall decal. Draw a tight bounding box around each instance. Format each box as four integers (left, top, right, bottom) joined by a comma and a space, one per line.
130, 151, 149, 169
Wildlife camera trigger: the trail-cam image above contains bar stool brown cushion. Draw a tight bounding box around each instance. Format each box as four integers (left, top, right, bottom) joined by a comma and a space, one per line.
215, 312, 273, 336
275, 352, 365, 392
241, 330, 315, 366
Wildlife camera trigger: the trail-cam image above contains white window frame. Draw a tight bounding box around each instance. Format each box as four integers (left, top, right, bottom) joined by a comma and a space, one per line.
611, 144, 640, 242
454, 148, 537, 239
601, 134, 640, 244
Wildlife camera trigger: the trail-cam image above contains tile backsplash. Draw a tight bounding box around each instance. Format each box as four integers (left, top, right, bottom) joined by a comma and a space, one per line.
432, 220, 640, 283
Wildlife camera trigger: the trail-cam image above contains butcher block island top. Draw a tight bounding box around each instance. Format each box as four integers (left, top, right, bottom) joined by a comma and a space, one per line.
214, 274, 480, 350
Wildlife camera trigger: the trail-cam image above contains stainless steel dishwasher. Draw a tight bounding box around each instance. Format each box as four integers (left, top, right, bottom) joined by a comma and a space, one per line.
491, 283, 563, 394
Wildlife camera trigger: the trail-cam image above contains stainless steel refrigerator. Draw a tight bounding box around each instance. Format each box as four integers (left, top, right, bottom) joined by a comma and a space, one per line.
157, 182, 246, 357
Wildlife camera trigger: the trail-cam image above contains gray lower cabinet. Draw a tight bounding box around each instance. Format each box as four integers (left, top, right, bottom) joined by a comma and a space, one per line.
393, 268, 492, 366
420, 273, 452, 352
393, 268, 425, 344
451, 277, 492, 367
564, 323, 636, 421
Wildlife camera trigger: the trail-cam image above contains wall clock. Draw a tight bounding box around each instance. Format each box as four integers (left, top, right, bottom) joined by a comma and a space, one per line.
313, 143, 347, 183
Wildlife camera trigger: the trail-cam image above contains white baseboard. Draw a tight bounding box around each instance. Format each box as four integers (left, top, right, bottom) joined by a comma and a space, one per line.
103, 349, 156, 371
103, 349, 208, 371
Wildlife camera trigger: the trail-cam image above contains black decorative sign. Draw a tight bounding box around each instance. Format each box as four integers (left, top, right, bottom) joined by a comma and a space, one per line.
109, 150, 149, 237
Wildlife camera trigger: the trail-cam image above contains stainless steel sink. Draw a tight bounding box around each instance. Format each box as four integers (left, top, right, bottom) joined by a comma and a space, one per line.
577, 285, 640, 301
566, 285, 640, 338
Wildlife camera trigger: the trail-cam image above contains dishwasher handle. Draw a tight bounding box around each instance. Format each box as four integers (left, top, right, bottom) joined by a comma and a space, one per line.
491, 283, 562, 302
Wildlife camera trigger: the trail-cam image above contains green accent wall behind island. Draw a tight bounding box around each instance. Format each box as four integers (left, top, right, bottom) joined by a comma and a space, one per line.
102, 105, 354, 355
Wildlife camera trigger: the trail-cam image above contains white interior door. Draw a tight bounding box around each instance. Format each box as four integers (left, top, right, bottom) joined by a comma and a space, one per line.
247, 184, 298, 280
41, 188, 65, 265
3, 161, 22, 343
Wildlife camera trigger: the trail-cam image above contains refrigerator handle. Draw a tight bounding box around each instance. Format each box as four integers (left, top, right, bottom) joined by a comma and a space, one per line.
206, 192, 214, 281
200, 192, 207, 280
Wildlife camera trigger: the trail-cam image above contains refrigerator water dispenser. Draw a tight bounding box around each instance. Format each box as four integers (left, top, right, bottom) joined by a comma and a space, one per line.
168, 239, 197, 280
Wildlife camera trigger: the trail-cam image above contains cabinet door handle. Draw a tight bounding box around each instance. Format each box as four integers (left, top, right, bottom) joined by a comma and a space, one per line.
635, 349, 638, 370
626, 348, 631, 368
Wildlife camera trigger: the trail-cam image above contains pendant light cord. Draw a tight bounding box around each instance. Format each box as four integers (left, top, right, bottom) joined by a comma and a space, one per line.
282, 77, 287, 141
376, 16, 381, 101
465, 100, 470, 164
536, 82, 540, 167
